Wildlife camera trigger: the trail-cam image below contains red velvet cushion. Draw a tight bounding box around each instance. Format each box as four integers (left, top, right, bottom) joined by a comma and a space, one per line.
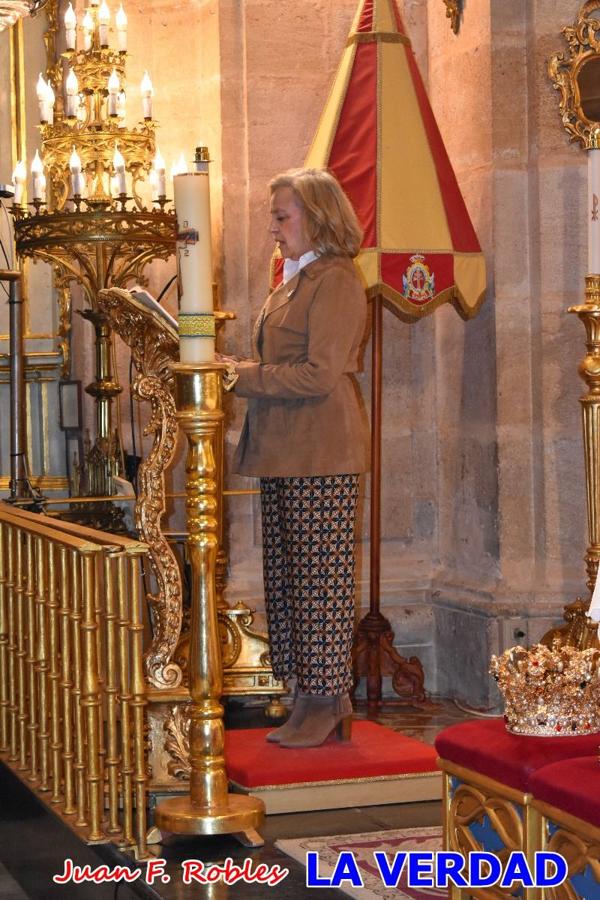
530, 756, 600, 828
435, 718, 600, 792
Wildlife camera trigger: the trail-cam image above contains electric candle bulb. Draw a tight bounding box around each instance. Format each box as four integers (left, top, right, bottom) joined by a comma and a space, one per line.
77, 96, 86, 123
36, 72, 47, 101
69, 147, 84, 196
140, 71, 153, 119
113, 146, 126, 194
117, 90, 126, 124
65, 68, 79, 117
45, 81, 55, 125
36, 74, 52, 123
98, 0, 110, 46
153, 148, 166, 196
64, 3, 76, 50
149, 168, 158, 201
31, 151, 44, 201
82, 10, 93, 50
12, 160, 26, 206
107, 69, 120, 116
116, 4, 127, 52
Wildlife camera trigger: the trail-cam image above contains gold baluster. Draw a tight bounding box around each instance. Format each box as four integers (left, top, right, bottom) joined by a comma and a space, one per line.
58, 545, 75, 815
81, 549, 103, 842
154, 364, 264, 846
116, 552, 134, 848
17, 532, 29, 773
70, 549, 87, 827
0, 521, 9, 752
5, 525, 17, 759
128, 551, 148, 858
47, 541, 62, 804
35, 535, 50, 791
103, 551, 120, 835
25, 532, 39, 780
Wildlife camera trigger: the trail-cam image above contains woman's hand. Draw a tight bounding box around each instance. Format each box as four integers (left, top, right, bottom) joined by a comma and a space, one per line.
216, 352, 242, 366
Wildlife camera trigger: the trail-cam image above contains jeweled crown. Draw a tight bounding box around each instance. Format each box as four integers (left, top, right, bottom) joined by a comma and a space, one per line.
490, 641, 600, 736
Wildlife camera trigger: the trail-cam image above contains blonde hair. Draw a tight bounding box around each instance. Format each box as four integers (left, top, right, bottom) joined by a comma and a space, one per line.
269, 168, 363, 258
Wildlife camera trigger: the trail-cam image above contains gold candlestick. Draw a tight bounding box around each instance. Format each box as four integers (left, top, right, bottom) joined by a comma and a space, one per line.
153, 363, 265, 846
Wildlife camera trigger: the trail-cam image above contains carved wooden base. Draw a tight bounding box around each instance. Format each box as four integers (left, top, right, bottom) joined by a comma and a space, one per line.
353, 610, 426, 705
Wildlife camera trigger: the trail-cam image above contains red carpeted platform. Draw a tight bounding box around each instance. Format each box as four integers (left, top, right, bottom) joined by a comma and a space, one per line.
225, 720, 441, 814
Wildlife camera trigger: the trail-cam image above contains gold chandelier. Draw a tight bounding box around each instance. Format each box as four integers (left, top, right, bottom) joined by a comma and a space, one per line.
11, 0, 178, 507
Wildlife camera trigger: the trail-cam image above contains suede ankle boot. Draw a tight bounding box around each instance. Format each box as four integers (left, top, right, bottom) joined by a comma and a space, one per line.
266, 693, 310, 743
279, 692, 353, 748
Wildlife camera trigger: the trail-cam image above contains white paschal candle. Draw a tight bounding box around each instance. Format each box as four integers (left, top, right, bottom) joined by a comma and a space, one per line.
173, 166, 215, 363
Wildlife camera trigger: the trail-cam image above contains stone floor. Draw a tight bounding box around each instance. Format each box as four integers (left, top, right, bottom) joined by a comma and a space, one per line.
0, 698, 475, 899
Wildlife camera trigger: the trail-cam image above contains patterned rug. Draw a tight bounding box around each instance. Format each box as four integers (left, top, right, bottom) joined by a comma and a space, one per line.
275, 827, 446, 900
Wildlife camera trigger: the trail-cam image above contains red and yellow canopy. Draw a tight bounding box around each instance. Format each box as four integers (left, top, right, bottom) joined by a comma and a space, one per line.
302, 0, 486, 320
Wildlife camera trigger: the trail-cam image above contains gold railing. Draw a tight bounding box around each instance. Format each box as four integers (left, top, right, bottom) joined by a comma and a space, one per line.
0, 502, 150, 858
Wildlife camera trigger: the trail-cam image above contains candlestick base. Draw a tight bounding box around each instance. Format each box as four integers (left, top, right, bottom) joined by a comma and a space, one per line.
154, 793, 265, 847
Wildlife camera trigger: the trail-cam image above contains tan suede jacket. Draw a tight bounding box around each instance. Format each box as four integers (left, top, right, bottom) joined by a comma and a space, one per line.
233, 254, 369, 477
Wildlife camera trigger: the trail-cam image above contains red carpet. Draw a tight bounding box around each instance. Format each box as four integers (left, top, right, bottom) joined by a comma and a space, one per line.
225, 721, 439, 788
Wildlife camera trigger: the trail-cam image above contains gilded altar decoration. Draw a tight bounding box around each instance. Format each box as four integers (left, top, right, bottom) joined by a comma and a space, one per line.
490, 642, 600, 736
548, 2, 600, 148
164, 705, 191, 780
442, 0, 460, 35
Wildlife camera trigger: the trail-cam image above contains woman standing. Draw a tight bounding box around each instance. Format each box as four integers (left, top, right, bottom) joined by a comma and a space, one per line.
223, 168, 369, 748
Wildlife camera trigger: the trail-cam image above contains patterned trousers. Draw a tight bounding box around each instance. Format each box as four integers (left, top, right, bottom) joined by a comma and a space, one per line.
260, 474, 359, 696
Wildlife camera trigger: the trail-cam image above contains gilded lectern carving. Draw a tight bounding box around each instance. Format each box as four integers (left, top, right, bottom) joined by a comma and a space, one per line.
97, 288, 285, 788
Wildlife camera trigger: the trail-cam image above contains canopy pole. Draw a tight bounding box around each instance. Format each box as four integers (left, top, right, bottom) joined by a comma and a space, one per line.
353, 294, 427, 706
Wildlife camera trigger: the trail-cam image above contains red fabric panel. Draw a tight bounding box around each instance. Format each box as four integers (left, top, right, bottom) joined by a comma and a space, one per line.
357, 0, 374, 31
328, 43, 378, 249
225, 720, 438, 788
530, 756, 600, 828
271, 257, 284, 290
404, 50, 481, 253
381, 252, 454, 306
435, 719, 600, 792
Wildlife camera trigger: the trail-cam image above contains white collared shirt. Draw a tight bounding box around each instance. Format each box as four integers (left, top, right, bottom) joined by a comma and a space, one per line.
282, 250, 319, 284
